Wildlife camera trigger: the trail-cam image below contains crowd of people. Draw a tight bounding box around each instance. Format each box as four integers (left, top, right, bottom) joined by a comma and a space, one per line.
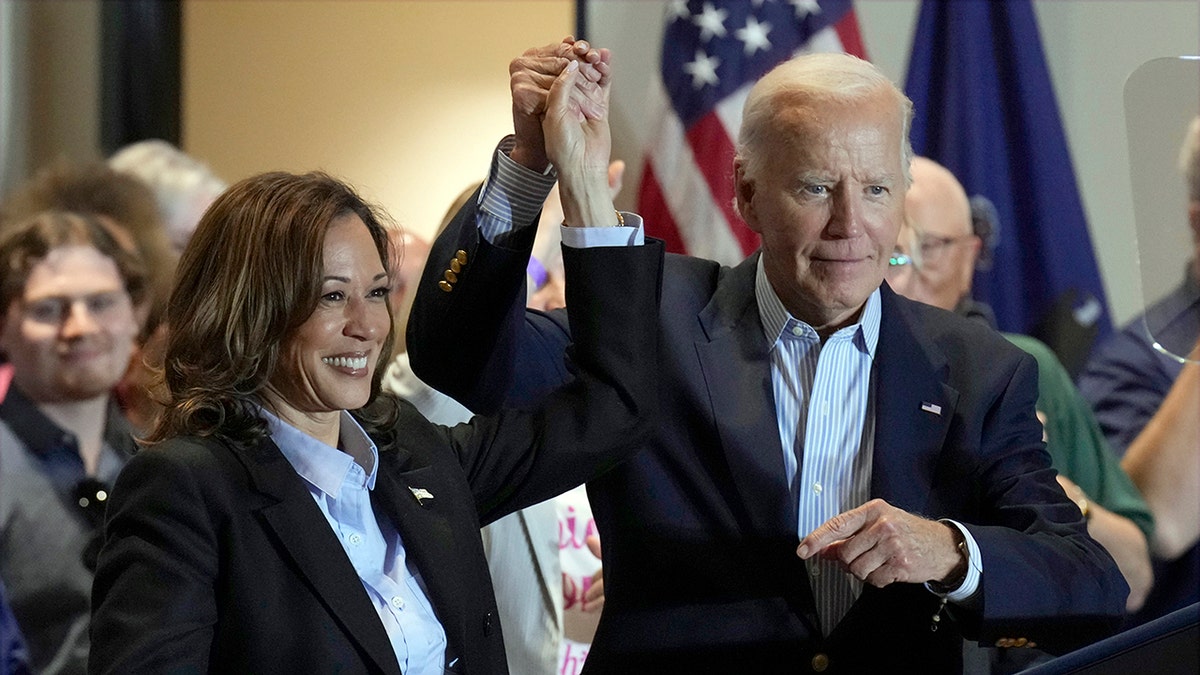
0, 34, 1195, 675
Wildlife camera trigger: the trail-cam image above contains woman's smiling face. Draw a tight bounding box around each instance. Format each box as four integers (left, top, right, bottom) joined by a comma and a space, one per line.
264, 213, 391, 424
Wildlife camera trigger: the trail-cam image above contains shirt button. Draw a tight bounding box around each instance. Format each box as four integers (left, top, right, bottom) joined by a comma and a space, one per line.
791, 325, 804, 337
813, 482, 823, 495
391, 596, 405, 610
811, 565, 821, 577
348, 533, 363, 546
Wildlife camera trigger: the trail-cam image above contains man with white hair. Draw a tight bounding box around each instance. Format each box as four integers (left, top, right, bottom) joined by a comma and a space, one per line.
410, 43, 1127, 672
1080, 116, 1200, 627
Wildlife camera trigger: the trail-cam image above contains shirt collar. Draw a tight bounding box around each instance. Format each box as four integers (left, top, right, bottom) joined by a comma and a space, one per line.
0, 384, 136, 463
261, 408, 379, 497
754, 255, 881, 358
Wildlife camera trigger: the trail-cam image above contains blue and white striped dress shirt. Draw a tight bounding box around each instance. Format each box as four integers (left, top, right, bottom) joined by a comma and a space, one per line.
264, 409, 447, 675
756, 258, 879, 635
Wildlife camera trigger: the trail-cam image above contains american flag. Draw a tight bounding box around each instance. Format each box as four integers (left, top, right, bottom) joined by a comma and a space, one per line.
636, 0, 867, 263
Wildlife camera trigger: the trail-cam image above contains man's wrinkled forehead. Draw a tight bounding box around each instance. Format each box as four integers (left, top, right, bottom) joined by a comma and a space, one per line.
769, 88, 901, 131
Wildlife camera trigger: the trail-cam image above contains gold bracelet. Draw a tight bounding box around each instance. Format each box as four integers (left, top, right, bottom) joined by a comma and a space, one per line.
562, 210, 625, 228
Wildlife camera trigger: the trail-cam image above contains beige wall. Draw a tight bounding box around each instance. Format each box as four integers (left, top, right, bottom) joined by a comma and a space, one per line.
183, 0, 573, 241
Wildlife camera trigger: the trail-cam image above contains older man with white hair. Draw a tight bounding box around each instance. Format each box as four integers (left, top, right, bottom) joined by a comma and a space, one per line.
410, 43, 1128, 672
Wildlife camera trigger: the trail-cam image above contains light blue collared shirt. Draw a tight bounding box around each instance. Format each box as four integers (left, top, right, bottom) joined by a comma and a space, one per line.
757, 263, 879, 634
263, 409, 447, 675
754, 261, 980, 632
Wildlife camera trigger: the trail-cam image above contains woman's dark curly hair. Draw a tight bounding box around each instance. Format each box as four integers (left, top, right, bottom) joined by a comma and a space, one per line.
145, 171, 400, 449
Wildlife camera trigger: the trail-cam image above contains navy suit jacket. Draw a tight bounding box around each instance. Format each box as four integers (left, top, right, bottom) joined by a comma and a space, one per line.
89, 242, 662, 675
408, 201, 1127, 674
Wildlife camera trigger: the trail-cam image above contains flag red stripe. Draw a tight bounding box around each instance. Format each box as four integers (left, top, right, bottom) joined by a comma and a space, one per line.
683, 112, 760, 256
635, 163, 687, 255
834, 11, 868, 60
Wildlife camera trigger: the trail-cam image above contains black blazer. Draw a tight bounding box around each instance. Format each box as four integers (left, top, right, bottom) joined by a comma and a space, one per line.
88, 242, 663, 675
407, 199, 1128, 674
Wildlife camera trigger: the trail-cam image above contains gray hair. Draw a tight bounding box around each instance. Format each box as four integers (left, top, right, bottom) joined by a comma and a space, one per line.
736, 52, 913, 183
1180, 116, 1200, 203
108, 139, 227, 252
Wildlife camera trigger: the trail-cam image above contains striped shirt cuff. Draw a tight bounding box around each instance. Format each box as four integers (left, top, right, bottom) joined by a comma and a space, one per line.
478, 135, 558, 247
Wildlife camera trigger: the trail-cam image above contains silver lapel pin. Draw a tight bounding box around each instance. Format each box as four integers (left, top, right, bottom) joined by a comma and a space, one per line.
409, 486, 434, 505
921, 402, 943, 416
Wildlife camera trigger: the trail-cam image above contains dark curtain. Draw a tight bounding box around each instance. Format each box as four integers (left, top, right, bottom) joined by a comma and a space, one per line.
100, 0, 181, 154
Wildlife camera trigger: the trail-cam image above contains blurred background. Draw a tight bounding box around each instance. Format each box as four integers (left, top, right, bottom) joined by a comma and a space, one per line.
1, 0, 1196, 327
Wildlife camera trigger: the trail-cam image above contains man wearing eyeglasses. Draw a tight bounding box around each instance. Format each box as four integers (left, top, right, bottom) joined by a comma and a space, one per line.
0, 212, 143, 675
884, 157, 985, 321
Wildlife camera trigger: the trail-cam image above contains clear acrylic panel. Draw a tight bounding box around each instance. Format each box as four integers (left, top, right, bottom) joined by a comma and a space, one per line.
1123, 56, 1200, 364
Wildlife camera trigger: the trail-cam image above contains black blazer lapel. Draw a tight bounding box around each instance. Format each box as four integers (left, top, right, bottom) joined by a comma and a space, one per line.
871, 286, 960, 514
695, 254, 823, 637
371, 461, 479, 668
237, 437, 401, 674
696, 254, 795, 538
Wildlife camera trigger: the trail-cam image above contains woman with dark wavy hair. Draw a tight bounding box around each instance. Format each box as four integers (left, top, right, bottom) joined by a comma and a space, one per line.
89, 49, 655, 672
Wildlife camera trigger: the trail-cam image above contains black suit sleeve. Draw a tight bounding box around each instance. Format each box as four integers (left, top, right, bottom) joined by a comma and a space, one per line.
90, 443, 221, 674
441, 240, 664, 525
407, 190, 573, 415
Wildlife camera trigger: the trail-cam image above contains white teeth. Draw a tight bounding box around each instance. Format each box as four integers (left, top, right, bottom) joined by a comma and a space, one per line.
322, 356, 368, 369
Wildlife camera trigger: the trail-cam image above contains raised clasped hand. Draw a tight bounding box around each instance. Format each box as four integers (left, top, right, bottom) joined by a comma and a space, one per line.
542, 43, 612, 183
510, 37, 610, 173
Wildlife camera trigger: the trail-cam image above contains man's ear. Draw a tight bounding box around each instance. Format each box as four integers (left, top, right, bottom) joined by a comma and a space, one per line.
734, 160, 759, 232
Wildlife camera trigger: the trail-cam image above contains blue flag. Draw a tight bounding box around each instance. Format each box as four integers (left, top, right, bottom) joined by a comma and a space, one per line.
904, 0, 1111, 350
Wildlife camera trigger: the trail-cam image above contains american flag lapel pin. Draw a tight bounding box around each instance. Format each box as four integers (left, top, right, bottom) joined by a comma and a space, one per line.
409, 486, 434, 505
921, 402, 943, 416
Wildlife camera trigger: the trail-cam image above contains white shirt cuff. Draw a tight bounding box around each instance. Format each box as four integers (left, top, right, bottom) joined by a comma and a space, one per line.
559, 213, 645, 248
926, 519, 983, 603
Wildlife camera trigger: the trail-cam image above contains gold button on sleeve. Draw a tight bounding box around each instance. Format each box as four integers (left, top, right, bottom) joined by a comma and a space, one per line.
455, 250, 468, 265
444, 270, 458, 284
438, 280, 453, 293
450, 259, 462, 273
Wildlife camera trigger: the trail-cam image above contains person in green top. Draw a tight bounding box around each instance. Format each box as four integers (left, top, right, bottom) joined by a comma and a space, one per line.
886, 156, 1154, 615
1003, 332, 1155, 548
